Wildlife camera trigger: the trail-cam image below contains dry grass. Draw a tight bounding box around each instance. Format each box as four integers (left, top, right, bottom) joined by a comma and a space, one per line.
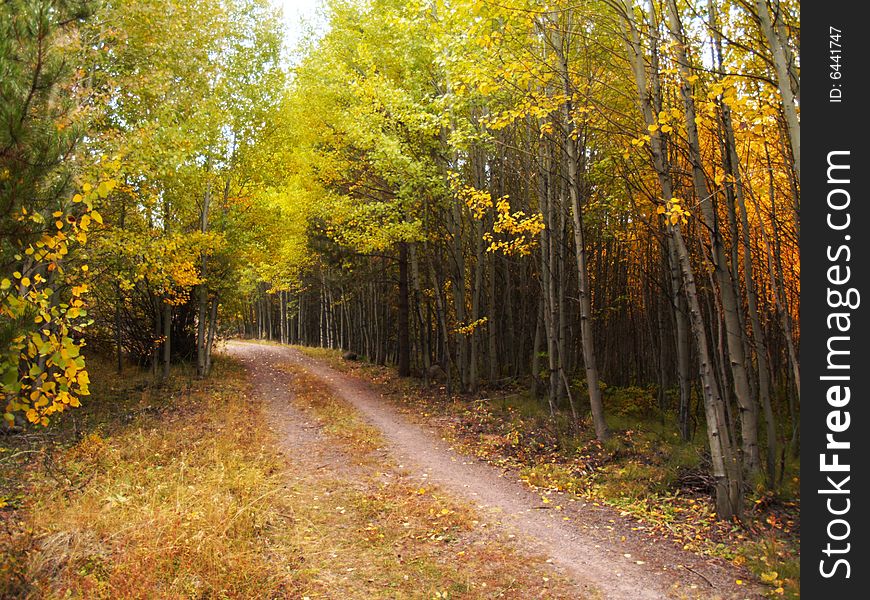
2, 357, 305, 598
1, 351, 582, 599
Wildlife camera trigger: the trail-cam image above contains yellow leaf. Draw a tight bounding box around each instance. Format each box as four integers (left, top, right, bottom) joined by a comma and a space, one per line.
656, 206, 666, 215
91, 210, 103, 225
97, 181, 111, 198
21, 277, 31, 287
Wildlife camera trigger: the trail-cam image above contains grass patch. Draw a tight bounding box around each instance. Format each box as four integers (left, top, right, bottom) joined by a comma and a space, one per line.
275, 362, 384, 457
1, 355, 307, 599
738, 534, 799, 599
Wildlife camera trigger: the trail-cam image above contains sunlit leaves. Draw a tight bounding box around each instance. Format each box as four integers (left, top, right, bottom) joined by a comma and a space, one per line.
655, 197, 691, 227
451, 175, 544, 257
1, 173, 115, 426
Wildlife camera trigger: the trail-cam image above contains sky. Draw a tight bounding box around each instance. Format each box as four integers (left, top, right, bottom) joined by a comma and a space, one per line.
269, 0, 327, 62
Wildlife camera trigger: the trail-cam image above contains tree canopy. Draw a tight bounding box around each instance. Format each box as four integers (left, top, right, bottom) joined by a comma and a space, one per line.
1, 0, 800, 520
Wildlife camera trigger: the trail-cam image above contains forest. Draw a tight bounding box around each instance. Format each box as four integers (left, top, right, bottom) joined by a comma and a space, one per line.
2, 0, 799, 597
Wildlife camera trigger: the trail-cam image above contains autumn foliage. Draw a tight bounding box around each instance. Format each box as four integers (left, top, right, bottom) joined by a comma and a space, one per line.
3, 0, 798, 543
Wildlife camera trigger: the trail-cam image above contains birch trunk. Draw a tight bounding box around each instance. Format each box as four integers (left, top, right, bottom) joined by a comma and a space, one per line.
752, 0, 799, 184
554, 18, 608, 441
666, 0, 759, 479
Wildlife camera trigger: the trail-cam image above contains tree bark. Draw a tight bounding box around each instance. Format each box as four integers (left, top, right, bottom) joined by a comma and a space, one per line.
554, 20, 608, 441
196, 180, 211, 377
620, 0, 742, 516
751, 0, 799, 185
666, 0, 759, 479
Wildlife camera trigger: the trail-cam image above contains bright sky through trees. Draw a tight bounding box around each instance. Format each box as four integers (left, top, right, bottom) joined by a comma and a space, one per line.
270, 0, 325, 59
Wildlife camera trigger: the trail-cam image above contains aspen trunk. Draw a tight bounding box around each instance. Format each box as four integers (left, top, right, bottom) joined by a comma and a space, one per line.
673, 226, 742, 519
115, 193, 126, 374
531, 296, 544, 399
488, 251, 498, 381
204, 295, 218, 377
162, 198, 171, 381
623, 0, 692, 439
621, 0, 741, 515
666, 0, 759, 479
450, 197, 468, 390
196, 181, 211, 377
751, 0, 799, 184
554, 22, 608, 441
410, 243, 431, 380
538, 142, 558, 416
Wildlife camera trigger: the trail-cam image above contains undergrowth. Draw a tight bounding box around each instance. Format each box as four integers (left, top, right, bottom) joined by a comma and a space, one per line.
0, 355, 303, 598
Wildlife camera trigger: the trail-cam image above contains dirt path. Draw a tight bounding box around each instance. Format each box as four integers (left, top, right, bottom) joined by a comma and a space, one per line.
227, 341, 762, 600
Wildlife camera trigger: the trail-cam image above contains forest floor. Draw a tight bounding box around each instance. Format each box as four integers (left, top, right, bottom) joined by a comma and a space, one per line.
228, 340, 767, 600
0, 340, 783, 599
1, 344, 576, 598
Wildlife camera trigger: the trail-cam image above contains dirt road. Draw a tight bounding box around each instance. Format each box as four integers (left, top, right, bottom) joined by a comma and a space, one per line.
227, 340, 762, 600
